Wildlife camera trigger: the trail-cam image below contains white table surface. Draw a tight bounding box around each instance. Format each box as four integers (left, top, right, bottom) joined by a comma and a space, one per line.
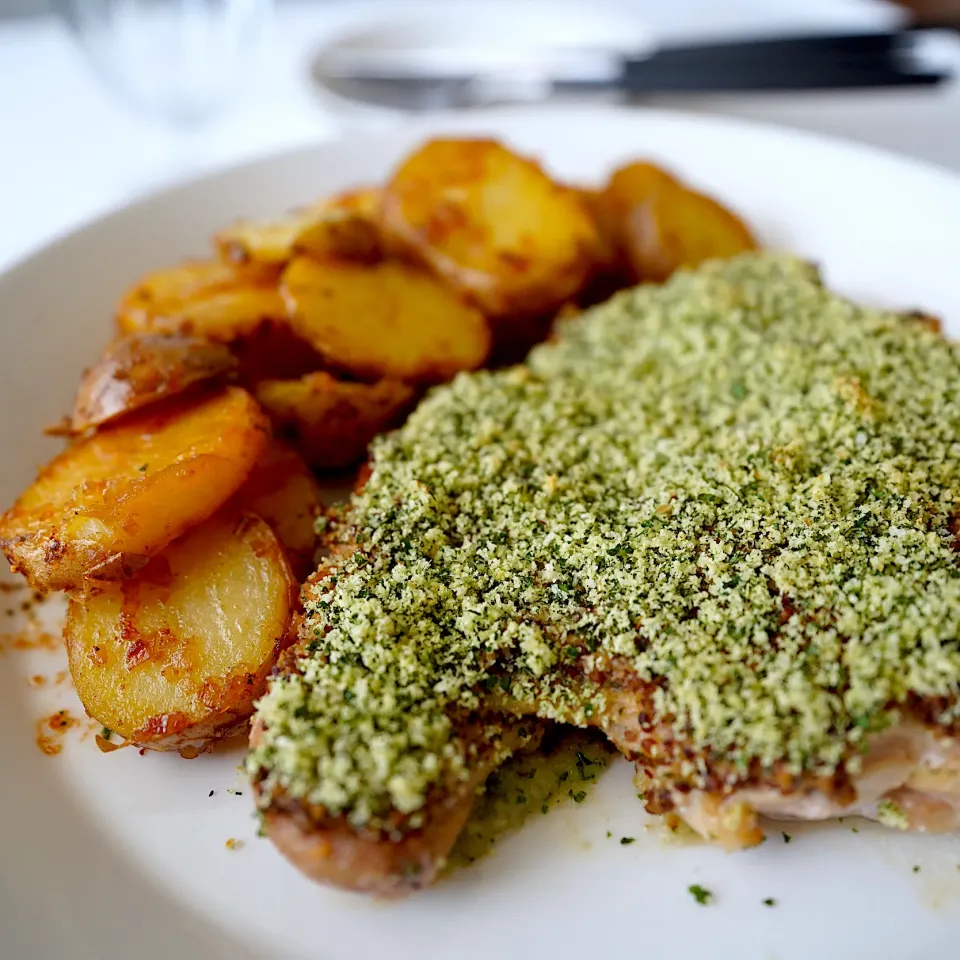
1, 0, 959, 272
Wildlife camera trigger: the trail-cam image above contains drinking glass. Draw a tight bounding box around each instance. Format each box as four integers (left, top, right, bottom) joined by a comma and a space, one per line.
57, 0, 271, 129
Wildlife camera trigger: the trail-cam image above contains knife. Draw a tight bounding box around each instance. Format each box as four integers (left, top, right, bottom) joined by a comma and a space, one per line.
312, 30, 951, 112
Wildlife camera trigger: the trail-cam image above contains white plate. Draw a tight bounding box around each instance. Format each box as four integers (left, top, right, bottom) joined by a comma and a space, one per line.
3, 106, 960, 960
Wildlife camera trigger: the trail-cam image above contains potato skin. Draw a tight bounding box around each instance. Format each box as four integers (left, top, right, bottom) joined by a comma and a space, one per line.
215, 187, 383, 269
0, 387, 269, 593
379, 138, 600, 320
281, 256, 490, 383
113, 258, 331, 383
292, 188, 383, 265
70, 334, 238, 433
255, 371, 416, 471
64, 511, 296, 750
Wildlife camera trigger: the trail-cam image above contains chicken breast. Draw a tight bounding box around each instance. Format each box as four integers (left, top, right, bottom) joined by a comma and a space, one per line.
248, 253, 960, 894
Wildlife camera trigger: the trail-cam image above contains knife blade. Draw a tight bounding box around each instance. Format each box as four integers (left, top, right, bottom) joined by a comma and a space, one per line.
313, 30, 951, 111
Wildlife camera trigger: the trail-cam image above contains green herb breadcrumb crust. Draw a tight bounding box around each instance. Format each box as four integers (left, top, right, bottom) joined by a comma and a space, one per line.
249, 252, 960, 828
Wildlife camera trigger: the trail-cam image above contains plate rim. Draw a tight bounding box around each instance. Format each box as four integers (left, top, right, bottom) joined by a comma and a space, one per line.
5, 102, 960, 283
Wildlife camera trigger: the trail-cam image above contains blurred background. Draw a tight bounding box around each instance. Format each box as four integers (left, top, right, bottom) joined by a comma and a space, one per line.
1, 0, 959, 270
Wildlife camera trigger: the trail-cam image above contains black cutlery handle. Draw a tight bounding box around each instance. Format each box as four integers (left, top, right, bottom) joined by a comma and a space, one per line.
618, 31, 951, 93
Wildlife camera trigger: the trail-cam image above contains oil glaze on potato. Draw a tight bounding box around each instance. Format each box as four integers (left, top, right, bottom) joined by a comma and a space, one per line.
281, 256, 489, 382
255, 371, 415, 471
215, 188, 381, 268
379, 138, 600, 319
215, 204, 331, 267
292, 188, 382, 264
0, 387, 269, 592
620, 180, 757, 283
64, 511, 295, 750
70, 334, 238, 433
235, 441, 323, 578
595, 160, 758, 284
600, 161, 680, 230
116, 259, 286, 342
576, 186, 624, 276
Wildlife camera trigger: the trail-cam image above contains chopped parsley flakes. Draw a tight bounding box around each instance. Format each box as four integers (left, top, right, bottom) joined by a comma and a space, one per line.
689, 884, 713, 905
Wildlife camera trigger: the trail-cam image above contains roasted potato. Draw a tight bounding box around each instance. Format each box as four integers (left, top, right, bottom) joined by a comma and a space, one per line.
116, 259, 327, 382
600, 161, 680, 228
576, 186, 624, 276
596, 161, 757, 284
282, 256, 490, 382
64, 510, 296, 750
70, 334, 238, 433
228, 320, 327, 385
379, 138, 600, 319
235, 441, 322, 578
293, 188, 382, 264
584, 163, 680, 277
255, 371, 415, 471
215, 188, 382, 268
0, 387, 269, 592
116, 259, 286, 341
623, 181, 757, 283
215, 205, 329, 267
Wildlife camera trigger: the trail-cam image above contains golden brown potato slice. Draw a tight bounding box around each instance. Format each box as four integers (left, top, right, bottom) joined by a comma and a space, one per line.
293, 188, 382, 264
620, 181, 757, 283
576, 186, 623, 276
0, 387, 269, 593
64, 511, 296, 750
255, 371, 415, 471
215, 205, 328, 267
215, 189, 382, 268
601, 161, 680, 226
379, 138, 600, 319
281, 256, 489, 382
116, 259, 285, 341
70, 334, 238, 433
235, 441, 322, 578
228, 320, 327, 386
120, 286, 286, 341
591, 161, 682, 281
115, 259, 326, 383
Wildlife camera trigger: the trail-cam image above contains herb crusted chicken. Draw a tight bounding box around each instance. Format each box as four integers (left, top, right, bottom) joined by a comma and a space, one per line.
249, 252, 960, 892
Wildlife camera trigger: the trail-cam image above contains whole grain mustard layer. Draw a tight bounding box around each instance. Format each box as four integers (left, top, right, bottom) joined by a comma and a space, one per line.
249, 253, 960, 826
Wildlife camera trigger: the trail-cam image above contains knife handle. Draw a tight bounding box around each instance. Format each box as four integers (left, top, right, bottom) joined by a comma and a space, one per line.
619, 31, 950, 93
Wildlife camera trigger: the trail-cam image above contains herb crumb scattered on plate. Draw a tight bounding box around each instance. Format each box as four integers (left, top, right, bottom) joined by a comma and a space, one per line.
688, 884, 712, 905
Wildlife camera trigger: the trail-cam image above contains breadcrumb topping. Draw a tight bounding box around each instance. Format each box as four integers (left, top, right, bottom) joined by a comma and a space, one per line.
249, 253, 960, 826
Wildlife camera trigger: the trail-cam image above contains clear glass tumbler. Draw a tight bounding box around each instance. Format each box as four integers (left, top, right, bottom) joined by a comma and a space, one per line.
57, 0, 271, 128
